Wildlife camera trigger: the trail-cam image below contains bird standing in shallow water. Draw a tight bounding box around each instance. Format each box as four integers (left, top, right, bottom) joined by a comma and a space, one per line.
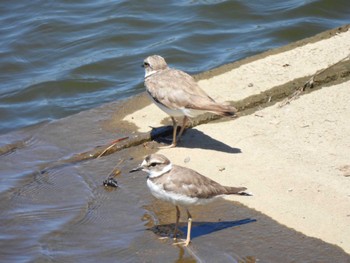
143, 55, 237, 148
130, 154, 252, 246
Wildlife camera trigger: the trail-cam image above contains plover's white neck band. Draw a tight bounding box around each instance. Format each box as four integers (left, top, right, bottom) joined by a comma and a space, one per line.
148, 163, 172, 179
145, 70, 157, 78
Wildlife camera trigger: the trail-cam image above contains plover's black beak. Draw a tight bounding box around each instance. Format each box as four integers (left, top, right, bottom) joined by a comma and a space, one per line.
130, 166, 143, 173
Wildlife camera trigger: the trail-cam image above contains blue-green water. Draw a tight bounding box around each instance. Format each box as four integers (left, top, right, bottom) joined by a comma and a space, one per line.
0, 0, 349, 134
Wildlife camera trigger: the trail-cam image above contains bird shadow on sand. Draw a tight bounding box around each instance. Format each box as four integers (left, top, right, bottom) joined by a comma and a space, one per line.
148, 218, 256, 241
151, 126, 241, 154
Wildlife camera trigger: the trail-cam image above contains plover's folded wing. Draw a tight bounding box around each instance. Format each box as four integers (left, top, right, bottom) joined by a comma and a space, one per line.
162, 165, 243, 199
145, 68, 214, 108
146, 68, 236, 115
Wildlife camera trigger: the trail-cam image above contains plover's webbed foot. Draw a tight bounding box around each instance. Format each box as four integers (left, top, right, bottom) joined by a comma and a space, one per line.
158, 143, 177, 149
158, 231, 179, 241
173, 238, 191, 247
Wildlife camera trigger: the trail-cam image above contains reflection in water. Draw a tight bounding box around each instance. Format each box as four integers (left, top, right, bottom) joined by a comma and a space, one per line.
175, 246, 197, 263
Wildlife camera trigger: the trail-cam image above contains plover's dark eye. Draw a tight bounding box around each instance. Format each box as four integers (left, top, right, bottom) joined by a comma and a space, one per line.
149, 162, 157, 167
143, 62, 150, 67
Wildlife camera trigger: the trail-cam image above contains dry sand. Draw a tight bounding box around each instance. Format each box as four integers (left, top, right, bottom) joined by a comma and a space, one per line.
123, 27, 350, 252
159, 81, 350, 253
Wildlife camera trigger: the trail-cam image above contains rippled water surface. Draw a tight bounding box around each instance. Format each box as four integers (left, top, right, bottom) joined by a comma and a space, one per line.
1, 1, 350, 262
0, 0, 349, 133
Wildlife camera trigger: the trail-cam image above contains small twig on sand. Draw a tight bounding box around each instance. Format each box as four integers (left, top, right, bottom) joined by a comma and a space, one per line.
97, 136, 129, 158
279, 53, 350, 108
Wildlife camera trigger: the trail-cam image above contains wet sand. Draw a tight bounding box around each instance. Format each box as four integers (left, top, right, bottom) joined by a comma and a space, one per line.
1, 25, 350, 262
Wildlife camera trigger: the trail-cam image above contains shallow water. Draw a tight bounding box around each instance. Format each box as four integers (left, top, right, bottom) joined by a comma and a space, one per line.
1, 97, 350, 262
0, 0, 349, 134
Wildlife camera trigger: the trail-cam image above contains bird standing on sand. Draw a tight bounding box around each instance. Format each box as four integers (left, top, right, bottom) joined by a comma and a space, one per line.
130, 154, 251, 246
143, 55, 237, 148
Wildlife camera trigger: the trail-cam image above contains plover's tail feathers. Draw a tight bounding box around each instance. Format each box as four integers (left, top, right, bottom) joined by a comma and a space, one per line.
214, 104, 237, 117
186, 96, 237, 117
224, 187, 253, 196
217, 106, 237, 117
237, 191, 253, 196
202, 103, 237, 117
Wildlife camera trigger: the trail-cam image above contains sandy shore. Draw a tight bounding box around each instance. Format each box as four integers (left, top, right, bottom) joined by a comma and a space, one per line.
123, 26, 350, 253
